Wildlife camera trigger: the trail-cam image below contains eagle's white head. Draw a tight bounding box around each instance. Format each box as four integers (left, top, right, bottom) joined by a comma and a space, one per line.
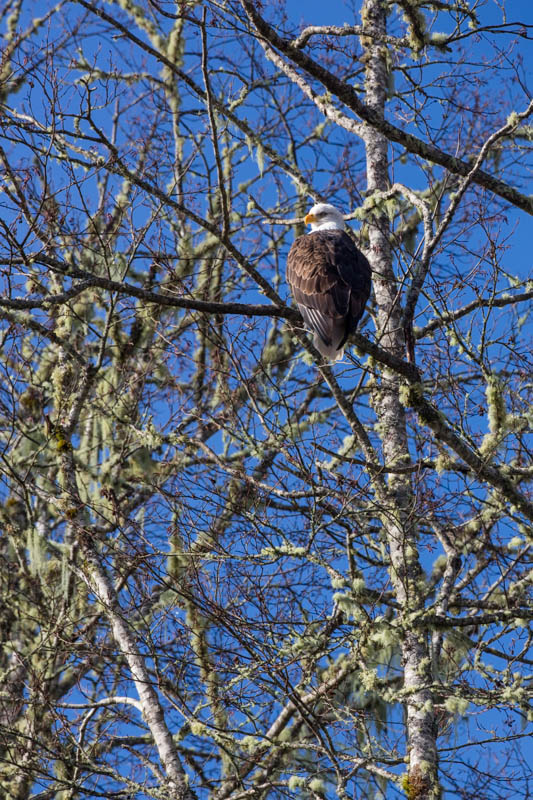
304, 203, 345, 232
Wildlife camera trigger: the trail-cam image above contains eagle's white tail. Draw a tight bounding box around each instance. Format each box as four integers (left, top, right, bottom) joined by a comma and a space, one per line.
313, 334, 344, 361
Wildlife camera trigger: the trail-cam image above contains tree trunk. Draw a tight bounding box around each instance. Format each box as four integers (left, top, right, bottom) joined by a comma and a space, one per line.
361, 1, 440, 797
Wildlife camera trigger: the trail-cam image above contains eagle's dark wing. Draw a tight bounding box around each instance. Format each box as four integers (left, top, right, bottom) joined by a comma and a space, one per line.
287, 230, 371, 352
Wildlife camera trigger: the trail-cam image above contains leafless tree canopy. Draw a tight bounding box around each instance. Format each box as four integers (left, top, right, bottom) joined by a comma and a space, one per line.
0, 0, 532, 798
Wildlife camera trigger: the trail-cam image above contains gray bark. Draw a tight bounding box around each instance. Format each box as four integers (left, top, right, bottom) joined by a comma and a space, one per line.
361, 1, 439, 797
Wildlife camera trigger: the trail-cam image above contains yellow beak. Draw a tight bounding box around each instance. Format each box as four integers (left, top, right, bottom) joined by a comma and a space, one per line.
304, 213, 316, 225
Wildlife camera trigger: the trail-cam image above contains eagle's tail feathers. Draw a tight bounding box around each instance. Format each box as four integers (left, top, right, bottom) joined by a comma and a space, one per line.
313, 334, 345, 361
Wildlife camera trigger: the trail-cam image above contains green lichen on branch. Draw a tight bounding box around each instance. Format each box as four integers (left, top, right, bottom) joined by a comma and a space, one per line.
399, 381, 423, 407
480, 373, 507, 456
397, 0, 427, 54
402, 764, 441, 799
55, 435, 72, 453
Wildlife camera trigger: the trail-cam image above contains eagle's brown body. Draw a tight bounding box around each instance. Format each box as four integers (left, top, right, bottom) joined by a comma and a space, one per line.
287, 228, 371, 360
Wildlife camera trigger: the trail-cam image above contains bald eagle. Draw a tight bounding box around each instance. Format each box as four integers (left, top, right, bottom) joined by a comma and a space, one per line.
287, 203, 371, 361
